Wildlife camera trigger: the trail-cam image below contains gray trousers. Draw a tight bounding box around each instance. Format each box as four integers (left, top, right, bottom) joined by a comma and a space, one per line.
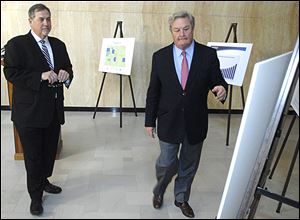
153, 136, 203, 202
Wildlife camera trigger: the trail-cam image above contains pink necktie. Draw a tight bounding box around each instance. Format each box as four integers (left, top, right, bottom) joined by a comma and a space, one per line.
181, 50, 188, 90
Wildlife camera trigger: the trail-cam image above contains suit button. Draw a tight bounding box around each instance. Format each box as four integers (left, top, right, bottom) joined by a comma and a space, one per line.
182, 92, 186, 96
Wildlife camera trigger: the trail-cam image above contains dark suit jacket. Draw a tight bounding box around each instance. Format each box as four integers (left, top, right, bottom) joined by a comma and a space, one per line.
145, 41, 228, 145
4, 31, 73, 128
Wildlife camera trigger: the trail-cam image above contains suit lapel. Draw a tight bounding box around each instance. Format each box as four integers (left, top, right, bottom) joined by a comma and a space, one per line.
48, 37, 57, 70
27, 32, 50, 69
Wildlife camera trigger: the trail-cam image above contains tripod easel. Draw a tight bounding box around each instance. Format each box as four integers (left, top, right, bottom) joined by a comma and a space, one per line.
247, 63, 299, 218
224, 23, 245, 146
268, 113, 299, 213
93, 21, 137, 128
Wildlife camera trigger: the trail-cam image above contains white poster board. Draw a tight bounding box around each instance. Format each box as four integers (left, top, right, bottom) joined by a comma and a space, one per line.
207, 42, 252, 86
291, 78, 299, 116
99, 38, 135, 75
217, 50, 293, 219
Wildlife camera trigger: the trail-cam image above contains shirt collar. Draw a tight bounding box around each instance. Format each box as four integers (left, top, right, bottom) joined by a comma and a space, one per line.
30, 30, 49, 44
174, 40, 194, 58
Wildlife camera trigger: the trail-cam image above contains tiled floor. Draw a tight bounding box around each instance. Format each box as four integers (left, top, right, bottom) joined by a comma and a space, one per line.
1, 111, 299, 219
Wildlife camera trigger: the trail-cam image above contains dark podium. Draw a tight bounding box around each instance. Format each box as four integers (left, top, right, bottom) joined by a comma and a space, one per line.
2, 58, 62, 160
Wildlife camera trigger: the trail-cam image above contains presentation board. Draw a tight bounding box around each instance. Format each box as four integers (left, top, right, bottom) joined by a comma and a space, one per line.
207, 42, 252, 86
216, 50, 293, 219
291, 78, 299, 116
99, 38, 135, 75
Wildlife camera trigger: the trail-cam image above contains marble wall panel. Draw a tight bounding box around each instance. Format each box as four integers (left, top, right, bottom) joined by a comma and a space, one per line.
1, 1, 299, 110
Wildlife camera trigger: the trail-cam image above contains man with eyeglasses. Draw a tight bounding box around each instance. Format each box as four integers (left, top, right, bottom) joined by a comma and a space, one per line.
145, 10, 227, 218
3, 3, 73, 216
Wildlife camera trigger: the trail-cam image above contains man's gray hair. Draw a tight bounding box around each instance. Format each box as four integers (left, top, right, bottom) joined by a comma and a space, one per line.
168, 11, 195, 32
28, 3, 51, 19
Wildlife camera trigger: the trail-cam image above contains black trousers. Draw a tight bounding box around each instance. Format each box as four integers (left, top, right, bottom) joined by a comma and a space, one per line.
15, 111, 60, 201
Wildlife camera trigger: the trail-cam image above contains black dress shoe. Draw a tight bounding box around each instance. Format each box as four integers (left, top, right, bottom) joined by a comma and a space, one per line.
30, 200, 43, 215
174, 200, 195, 218
153, 194, 163, 209
44, 182, 62, 194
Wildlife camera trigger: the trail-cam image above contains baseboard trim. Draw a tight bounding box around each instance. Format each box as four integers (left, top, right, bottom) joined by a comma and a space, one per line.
1, 105, 243, 114
1, 105, 297, 115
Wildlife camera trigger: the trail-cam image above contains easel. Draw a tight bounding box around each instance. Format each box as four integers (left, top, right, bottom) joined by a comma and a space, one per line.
224, 23, 245, 146
93, 21, 137, 128
269, 114, 299, 213
268, 70, 299, 212
247, 62, 299, 218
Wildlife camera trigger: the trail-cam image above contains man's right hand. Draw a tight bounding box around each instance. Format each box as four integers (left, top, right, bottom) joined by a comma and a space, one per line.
41, 70, 58, 84
145, 127, 156, 138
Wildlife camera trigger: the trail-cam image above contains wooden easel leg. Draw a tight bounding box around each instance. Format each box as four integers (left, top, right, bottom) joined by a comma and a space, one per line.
120, 74, 122, 128
269, 115, 297, 179
128, 76, 137, 116
93, 73, 107, 119
226, 85, 233, 146
241, 86, 245, 108
276, 137, 299, 213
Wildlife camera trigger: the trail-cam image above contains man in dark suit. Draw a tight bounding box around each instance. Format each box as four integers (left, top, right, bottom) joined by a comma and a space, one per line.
145, 11, 228, 218
3, 3, 73, 216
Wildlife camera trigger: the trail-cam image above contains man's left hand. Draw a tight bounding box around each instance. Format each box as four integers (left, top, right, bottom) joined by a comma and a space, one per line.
58, 69, 69, 83
212, 85, 227, 102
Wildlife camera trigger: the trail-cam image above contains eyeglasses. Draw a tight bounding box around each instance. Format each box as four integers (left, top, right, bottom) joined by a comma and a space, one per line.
48, 82, 63, 88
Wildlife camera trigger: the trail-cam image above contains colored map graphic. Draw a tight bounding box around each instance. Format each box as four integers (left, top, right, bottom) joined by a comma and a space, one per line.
105, 46, 126, 67
99, 38, 135, 75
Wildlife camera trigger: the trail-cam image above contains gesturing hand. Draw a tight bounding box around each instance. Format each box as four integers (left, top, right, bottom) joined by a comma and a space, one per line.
212, 85, 227, 102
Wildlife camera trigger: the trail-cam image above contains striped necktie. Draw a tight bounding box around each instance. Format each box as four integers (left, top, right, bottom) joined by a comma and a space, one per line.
181, 50, 188, 90
40, 40, 54, 70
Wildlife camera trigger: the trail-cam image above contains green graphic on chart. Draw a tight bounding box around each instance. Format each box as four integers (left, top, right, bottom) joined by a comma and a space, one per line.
105, 46, 126, 67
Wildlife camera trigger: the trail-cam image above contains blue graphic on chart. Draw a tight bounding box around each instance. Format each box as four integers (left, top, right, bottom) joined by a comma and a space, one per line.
207, 42, 252, 86
105, 46, 126, 68
213, 46, 245, 81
